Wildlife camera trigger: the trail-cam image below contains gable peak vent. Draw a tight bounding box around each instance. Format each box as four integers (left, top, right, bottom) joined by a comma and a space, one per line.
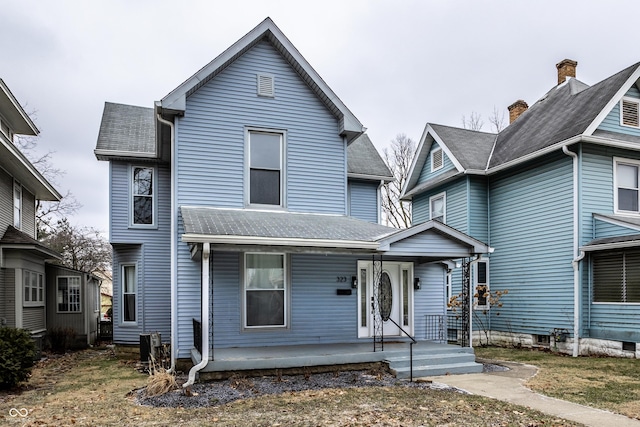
257, 73, 275, 97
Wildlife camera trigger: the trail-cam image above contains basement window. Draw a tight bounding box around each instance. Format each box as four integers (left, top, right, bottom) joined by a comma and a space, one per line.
621, 98, 640, 128
622, 341, 636, 352
535, 335, 550, 346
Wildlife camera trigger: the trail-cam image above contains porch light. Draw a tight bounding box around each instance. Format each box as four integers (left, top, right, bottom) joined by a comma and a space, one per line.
351, 276, 358, 288
414, 277, 421, 290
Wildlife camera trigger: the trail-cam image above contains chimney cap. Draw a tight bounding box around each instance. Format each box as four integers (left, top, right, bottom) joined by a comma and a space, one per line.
556, 59, 578, 69
508, 99, 529, 111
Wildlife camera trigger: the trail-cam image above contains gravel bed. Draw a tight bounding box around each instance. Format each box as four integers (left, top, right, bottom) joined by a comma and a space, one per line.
137, 370, 467, 409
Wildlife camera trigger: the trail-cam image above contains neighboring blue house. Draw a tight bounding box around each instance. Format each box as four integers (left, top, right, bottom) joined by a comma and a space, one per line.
402, 59, 640, 357
95, 18, 492, 380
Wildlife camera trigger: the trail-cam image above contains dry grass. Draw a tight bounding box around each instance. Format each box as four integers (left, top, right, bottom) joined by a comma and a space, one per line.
0, 348, 583, 426
476, 346, 640, 420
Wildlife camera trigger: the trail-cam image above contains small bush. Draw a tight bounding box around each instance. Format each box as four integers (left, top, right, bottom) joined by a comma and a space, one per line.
0, 327, 36, 389
47, 327, 77, 353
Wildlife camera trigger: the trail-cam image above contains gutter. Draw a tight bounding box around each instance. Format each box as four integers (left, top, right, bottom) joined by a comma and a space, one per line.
562, 145, 582, 357
488, 135, 582, 174
183, 242, 210, 390
181, 234, 381, 250
156, 113, 177, 373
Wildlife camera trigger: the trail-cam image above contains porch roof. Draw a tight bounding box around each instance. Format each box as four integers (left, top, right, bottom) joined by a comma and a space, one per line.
581, 233, 640, 251
180, 206, 492, 258
0, 226, 61, 265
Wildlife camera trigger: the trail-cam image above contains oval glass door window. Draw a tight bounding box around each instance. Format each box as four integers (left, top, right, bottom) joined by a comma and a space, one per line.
378, 272, 392, 321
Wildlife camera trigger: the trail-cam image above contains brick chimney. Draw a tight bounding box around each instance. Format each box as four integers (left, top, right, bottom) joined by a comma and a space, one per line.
508, 99, 529, 124
556, 59, 578, 85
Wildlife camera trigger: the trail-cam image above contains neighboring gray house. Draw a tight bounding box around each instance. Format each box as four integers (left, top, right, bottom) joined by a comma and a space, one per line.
95, 18, 491, 379
0, 79, 62, 348
403, 59, 640, 357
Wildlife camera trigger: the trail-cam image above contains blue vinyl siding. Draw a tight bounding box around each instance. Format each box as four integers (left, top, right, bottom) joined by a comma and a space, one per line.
417, 142, 456, 186
412, 192, 430, 225
488, 153, 574, 334
176, 39, 345, 214
594, 218, 640, 239
112, 244, 142, 344
348, 179, 378, 223
597, 87, 640, 137
411, 177, 467, 233
468, 176, 489, 243
414, 263, 446, 340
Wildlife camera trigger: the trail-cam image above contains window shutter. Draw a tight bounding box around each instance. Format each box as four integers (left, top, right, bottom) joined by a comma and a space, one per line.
431, 148, 443, 171
622, 99, 639, 127
593, 252, 623, 302
257, 74, 275, 97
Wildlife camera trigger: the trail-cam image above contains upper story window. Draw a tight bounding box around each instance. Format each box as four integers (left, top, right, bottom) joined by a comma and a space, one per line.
614, 158, 640, 214
23, 270, 44, 307
131, 166, 154, 226
247, 130, 284, 207
431, 147, 443, 172
13, 181, 21, 229
621, 97, 640, 128
429, 192, 446, 222
57, 276, 81, 313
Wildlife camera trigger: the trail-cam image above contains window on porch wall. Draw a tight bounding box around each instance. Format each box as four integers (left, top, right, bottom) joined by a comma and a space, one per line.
593, 249, 640, 303
245, 253, 286, 327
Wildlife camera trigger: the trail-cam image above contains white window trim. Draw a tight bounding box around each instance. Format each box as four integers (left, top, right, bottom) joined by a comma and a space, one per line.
23, 270, 44, 307
245, 127, 287, 209
474, 259, 490, 309
242, 252, 290, 330
429, 191, 446, 222
129, 165, 156, 228
620, 97, 640, 129
446, 270, 452, 310
430, 147, 444, 172
13, 180, 22, 229
613, 157, 640, 215
56, 276, 82, 313
121, 263, 137, 325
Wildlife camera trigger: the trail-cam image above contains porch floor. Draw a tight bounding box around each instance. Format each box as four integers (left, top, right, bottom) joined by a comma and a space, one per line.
190, 341, 480, 376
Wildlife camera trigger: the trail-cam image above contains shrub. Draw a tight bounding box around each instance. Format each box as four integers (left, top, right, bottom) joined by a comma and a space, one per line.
0, 327, 36, 389
47, 327, 77, 353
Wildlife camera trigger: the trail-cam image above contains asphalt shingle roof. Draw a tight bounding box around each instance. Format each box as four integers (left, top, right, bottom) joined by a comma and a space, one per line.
429, 124, 496, 170
95, 102, 155, 154
0, 226, 60, 258
347, 134, 393, 179
181, 206, 397, 242
583, 233, 640, 247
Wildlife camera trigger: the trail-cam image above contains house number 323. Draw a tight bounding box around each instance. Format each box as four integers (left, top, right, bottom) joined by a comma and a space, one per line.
336, 276, 347, 282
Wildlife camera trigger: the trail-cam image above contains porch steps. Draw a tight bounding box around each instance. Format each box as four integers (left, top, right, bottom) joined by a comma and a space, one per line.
386, 348, 483, 379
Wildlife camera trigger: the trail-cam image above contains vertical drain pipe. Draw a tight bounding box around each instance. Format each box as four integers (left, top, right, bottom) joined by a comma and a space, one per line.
562, 145, 581, 357
183, 242, 211, 389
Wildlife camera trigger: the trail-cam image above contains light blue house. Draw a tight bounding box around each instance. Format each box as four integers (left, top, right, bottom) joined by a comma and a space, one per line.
402, 59, 640, 357
94, 18, 491, 380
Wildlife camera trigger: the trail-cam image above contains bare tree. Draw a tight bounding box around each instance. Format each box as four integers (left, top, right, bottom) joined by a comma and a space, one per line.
381, 134, 415, 229
488, 105, 506, 133
42, 218, 112, 273
461, 111, 484, 131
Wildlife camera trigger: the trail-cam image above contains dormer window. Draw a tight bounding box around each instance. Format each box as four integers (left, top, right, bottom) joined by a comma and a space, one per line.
431, 147, 443, 172
247, 129, 285, 207
257, 73, 275, 97
621, 98, 640, 128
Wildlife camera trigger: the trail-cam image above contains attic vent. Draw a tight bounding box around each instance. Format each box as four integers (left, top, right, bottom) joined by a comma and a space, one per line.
622, 98, 639, 128
257, 73, 275, 97
431, 148, 443, 171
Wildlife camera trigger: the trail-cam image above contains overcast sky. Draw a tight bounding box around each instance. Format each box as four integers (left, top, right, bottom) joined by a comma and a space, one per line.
1, 0, 639, 233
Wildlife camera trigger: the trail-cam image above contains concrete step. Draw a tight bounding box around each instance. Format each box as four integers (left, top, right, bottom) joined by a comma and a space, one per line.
391, 361, 484, 379
385, 351, 476, 369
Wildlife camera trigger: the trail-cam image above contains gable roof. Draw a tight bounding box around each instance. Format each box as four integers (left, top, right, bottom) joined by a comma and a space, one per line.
0, 79, 38, 136
159, 17, 364, 142
94, 102, 156, 160
347, 134, 393, 181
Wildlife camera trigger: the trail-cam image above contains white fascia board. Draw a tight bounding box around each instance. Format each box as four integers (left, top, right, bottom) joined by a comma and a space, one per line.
593, 213, 640, 232
400, 170, 462, 201
583, 65, 640, 136
0, 79, 39, 135
581, 240, 640, 252
181, 233, 380, 250
348, 173, 395, 183
487, 135, 582, 174
582, 134, 640, 152
401, 123, 433, 198
94, 149, 157, 160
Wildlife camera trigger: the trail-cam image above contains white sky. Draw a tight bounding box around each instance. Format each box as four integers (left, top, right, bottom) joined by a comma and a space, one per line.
1, 0, 639, 233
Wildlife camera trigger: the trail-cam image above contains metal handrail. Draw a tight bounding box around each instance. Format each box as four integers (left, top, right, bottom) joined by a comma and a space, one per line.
386, 317, 417, 382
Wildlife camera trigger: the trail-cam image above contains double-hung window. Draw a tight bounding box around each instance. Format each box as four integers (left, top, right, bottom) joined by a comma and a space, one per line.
475, 261, 489, 308
614, 158, 640, 214
122, 265, 137, 323
429, 192, 446, 222
23, 270, 44, 306
244, 253, 287, 328
247, 130, 284, 207
13, 181, 21, 229
131, 166, 154, 226
57, 277, 81, 312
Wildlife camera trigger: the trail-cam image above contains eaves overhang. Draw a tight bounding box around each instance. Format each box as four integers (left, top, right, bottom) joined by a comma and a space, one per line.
94, 149, 158, 162
0, 79, 38, 136
400, 169, 461, 201
182, 234, 380, 251
580, 237, 640, 252
348, 172, 395, 183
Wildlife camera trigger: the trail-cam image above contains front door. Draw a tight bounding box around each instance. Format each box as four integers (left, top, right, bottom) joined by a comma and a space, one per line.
357, 261, 413, 338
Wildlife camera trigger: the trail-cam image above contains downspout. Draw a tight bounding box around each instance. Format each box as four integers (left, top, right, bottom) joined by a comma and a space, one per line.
183, 242, 210, 389
157, 113, 177, 372
562, 145, 582, 357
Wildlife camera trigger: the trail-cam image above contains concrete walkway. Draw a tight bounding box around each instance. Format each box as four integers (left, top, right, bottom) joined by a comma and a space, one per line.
423, 360, 640, 427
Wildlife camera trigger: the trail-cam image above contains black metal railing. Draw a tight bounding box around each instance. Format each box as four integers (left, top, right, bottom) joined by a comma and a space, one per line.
385, 317, 418, 382
192, 318, 202, 354
425, 314, 466, 347
98, 319, 113, 341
